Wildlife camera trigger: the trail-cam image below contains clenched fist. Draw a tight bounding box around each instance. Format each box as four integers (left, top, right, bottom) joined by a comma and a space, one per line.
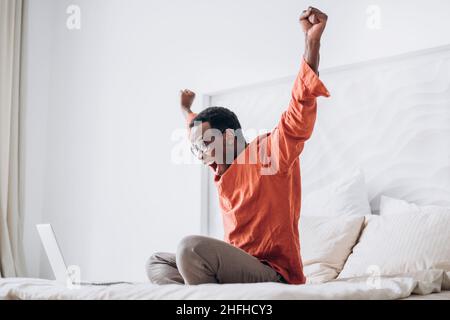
300, 7, 328, 42
180, 89, 196, 110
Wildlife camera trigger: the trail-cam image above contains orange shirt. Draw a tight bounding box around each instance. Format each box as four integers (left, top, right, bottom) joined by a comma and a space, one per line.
187, 58, 330, 284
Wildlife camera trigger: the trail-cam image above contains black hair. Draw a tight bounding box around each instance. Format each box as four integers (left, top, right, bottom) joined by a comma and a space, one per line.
189, 106, 243, 135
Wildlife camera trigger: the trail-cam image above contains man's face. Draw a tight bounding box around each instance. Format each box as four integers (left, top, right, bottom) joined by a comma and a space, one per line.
189, 122, 233, 176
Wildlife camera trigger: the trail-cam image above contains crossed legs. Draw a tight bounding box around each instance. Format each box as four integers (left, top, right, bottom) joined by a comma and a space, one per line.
146, 235, 283, 285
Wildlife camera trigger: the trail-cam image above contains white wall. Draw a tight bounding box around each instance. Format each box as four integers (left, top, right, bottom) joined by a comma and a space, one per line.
22, 0, 450, 281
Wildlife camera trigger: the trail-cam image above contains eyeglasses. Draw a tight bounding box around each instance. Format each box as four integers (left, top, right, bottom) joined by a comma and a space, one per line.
190, 139, 215, 164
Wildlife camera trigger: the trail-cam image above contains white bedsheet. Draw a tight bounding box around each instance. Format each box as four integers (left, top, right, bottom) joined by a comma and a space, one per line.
401, 290, 450, 300
0, 272, 445, 300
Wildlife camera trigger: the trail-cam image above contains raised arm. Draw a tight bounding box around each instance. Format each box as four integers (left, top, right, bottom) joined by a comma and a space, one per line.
268, 7, 330, 173
180, 89, 197, 126
301, 7, 328, 74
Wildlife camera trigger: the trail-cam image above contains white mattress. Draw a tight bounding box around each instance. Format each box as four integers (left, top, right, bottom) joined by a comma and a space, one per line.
0, 274, 446, 300
401, 291, 450, 300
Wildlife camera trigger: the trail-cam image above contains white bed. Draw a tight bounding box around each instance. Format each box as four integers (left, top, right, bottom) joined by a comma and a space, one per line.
2, 199, 449, 300
0, 276, 448, 300
402, 291, 450, 300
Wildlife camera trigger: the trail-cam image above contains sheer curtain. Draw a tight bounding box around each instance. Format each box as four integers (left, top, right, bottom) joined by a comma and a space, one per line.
0, 0, 25, 277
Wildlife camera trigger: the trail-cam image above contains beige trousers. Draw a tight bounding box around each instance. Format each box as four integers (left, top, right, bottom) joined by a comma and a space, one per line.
146, 235, 286, 285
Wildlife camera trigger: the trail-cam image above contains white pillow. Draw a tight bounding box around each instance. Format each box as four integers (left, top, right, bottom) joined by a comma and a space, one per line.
379, 195, 450, 216
338, 198, 450, 290
301, 169, 371, 217
300, 215, 365, 284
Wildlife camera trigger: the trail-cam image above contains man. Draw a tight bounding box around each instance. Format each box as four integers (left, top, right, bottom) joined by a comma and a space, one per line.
147, 7, 330, 285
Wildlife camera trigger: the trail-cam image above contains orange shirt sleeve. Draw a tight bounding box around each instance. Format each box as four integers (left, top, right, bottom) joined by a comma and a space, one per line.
270, 57, 330, 172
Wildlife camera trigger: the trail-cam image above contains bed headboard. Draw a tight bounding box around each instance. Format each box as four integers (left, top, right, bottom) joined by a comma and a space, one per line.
203, 45, 450, 237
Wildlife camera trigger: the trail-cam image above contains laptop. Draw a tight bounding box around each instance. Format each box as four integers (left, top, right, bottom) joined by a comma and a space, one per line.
36, 224, 130, 286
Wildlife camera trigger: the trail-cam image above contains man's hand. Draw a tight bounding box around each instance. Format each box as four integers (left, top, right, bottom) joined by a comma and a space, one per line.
300, 7, 328, 41
180, 89, 196, 110
300, 7, 328, 74
180, 89, 196, 120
